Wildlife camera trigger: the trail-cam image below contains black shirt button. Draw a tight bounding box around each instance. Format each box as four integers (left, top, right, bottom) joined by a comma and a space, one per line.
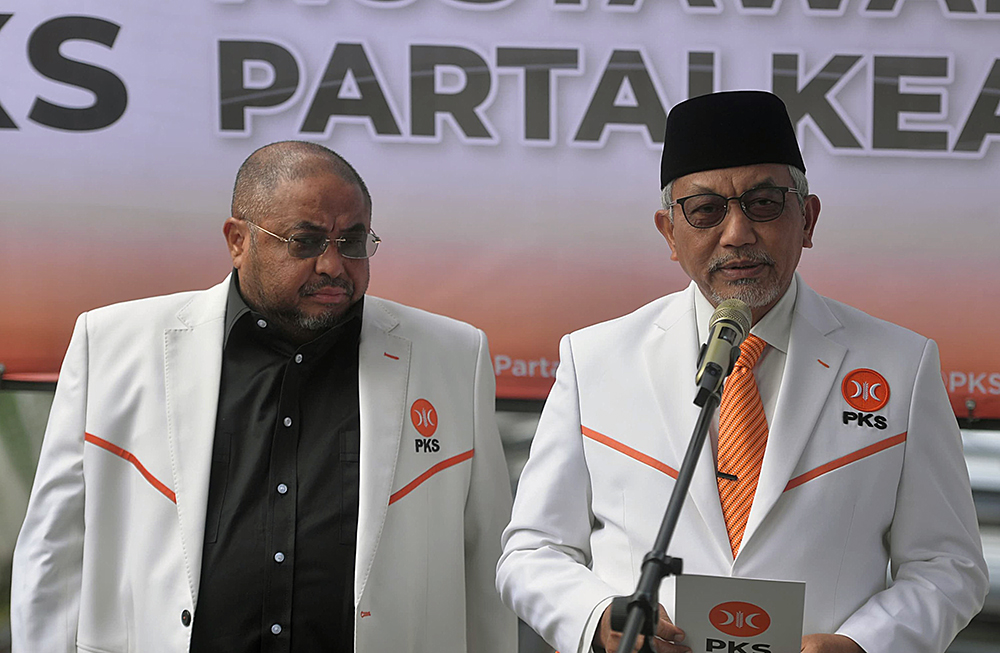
181, 610, 192, 627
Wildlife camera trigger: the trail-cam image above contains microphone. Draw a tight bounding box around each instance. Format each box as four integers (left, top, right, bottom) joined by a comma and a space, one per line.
694, 299, 752, 406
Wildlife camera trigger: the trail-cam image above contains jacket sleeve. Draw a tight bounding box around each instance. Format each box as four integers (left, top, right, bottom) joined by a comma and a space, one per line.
837, 338, 989, 653
11, 313, 90, 653
496, 335, 618, 653
464, 329, 519, 653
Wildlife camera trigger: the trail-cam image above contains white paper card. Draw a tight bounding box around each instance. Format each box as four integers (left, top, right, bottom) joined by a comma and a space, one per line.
673, 574, 805, 653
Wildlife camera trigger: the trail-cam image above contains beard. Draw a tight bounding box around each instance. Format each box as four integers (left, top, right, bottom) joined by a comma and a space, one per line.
241, 265, 356, 337
706, 248, 782, 309
272, 276, 356, 332
282, 275, 354, 332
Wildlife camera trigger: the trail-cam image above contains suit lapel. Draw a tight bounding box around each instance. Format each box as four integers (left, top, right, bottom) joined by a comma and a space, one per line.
163, 278, 229, 605
355, 296, 410, 603
741, 279, 845, 551
646, 284, 733, 563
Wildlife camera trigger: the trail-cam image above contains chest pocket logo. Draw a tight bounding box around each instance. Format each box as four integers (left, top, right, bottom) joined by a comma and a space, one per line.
842, 368, 890, 412
411, 399, 438, 436
411, 399, 440, 452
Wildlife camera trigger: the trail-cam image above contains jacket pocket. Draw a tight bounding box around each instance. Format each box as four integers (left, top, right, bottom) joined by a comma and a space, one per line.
342, 429, 360, 544
203, 430, 233, 543
77, 641, 124, 653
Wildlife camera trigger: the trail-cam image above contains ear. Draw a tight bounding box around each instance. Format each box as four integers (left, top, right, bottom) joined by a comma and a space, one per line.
654, 209, 680, 262
801, 195, 820, 249
223, 217, 250, 268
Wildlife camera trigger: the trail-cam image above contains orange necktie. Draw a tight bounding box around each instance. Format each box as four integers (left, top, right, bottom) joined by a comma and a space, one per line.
716, 334, 768, 559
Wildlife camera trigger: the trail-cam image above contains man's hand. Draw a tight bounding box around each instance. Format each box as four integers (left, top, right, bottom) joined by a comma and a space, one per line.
593, 603, 690, 653
801, 634, 865, 652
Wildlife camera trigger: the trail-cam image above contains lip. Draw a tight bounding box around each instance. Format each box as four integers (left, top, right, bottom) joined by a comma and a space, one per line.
306, 287, 349, 304
716, 261, 768, 279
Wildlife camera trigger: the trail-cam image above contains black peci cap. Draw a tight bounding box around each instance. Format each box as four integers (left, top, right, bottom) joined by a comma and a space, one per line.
660, 90, 805, 189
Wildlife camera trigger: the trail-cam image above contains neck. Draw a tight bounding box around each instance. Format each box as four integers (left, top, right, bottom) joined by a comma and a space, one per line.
749, 302, 778, 326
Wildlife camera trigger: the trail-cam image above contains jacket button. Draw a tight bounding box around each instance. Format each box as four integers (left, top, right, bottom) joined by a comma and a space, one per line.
181, 610, 192, 627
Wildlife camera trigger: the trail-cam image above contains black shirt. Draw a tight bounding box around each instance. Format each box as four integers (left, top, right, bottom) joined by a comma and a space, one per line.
190, 275, 362, 653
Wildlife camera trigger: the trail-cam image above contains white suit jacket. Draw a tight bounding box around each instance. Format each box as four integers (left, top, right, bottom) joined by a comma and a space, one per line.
12, 277, 517, 653
497, 276, 987, 653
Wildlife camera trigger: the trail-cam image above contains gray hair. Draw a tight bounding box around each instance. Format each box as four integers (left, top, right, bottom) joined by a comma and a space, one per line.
660, 165, 809, 222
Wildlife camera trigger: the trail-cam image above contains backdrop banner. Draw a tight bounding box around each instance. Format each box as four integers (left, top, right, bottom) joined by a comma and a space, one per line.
1, 0, 998, 417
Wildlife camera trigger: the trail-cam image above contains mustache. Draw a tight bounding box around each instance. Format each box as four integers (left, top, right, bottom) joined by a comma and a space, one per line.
708, 248, 776, 274
300, 276, 353, 297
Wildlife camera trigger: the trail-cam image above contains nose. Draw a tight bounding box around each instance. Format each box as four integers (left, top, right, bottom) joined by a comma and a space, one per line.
718, 200, 757, 249
313, 242, 347, 278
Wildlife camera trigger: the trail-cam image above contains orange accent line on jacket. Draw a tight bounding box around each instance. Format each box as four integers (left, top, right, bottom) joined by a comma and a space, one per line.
784, 432, 907, 492
388, 448, 475, 505
84, 433, 177, 503
582, 426, 679, 480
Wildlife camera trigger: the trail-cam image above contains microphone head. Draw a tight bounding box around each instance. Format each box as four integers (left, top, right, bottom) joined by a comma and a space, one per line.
710, 299, 752, 339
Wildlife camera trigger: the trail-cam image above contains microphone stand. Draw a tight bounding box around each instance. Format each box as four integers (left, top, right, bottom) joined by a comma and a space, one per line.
609, 351, 734, 653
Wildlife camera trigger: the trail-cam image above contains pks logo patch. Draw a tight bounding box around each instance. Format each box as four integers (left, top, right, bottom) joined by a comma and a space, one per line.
411, 399, 438, 437
709, 601, 771, 638
842, 368, 889, 412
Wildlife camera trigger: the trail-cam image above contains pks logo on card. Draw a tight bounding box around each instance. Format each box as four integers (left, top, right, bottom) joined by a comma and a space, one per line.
709, 601, 771, 637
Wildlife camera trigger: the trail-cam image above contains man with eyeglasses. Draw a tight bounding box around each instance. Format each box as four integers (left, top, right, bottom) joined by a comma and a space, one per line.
497, 91, 986, 653
12, 141, 517, 653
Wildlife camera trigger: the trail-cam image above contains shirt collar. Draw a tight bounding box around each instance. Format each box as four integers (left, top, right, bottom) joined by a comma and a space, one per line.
224, 271, 252, 348
694, 274, 797, 355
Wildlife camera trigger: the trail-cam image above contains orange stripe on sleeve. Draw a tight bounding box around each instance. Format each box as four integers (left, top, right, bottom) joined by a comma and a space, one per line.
581, 426, 679, 479
84, 433, 177, 503
388, 448, 475, 505
784, 432, 907, 492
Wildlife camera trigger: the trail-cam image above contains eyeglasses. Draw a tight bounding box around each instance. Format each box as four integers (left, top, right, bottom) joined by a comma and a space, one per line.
244, 219, 380, 259
668, 186, 800, 229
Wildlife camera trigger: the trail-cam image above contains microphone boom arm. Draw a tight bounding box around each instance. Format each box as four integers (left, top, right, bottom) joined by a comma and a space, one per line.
611, 299, 750, 651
